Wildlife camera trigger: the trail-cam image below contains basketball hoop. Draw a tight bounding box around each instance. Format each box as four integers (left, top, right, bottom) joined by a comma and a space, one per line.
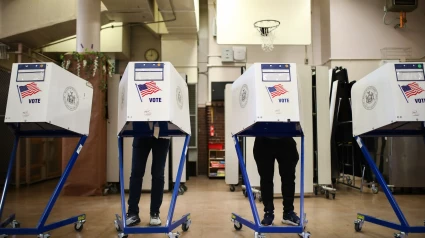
254, 20, 280, 52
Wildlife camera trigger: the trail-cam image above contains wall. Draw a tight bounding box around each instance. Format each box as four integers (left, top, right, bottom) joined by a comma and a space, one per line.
161, 34, 198, 84
329, 0, 425, 60
324, 0, 425, 81
117, 26, 161, 74
205, 0, 323, 104
0, 0, 77, 38
198, 107, 208, 175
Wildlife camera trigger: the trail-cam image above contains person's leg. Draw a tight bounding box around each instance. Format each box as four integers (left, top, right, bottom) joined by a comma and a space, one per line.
253, 137, 276, 226
127, 137, 152, 226
275, 138, 300, 226
149, 138, 170, 225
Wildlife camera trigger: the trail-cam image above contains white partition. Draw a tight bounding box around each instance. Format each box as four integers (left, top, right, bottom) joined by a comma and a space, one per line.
172, 137, 186, 183
351, 62, 425, 136
118, 62, 190, 136
4, 63, 93, 135
316, 67, 332, 185
225, 84, 238, 186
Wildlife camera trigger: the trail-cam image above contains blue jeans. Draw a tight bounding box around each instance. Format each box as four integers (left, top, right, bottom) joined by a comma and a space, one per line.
127, 137, 170, 216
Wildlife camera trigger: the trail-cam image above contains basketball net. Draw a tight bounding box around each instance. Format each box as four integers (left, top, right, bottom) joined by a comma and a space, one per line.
260, 31, 275, 52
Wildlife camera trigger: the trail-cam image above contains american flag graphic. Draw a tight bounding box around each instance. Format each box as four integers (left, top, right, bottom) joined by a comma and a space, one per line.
267, 84, 288, 98
400, 82, 424, 98
137, 81, 161, 97
19, 82, 41, 98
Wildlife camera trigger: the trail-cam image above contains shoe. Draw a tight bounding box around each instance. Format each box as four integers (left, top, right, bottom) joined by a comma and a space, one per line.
282, 211, 300, 226
125, 213, 141, 226
149, 213, 162, 226
261, 211, 274, 226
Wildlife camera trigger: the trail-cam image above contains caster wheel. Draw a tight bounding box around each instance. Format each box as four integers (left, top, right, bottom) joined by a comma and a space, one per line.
182, 184, 188, 192
258, 196, 263, 202
234, 221, 242, 230
114, 220, 122, 232
298, 231, 311, 238
182, 219, 191, 232
110, 185, 118, 194
118, 233, 128, 238
253, 193, 257, 200
11, 220, 20, 228
347, 179, 353, 185
394, 232, 406, 238
74, 222, 84, 232
37, 234, 51, 238
320, 188, 325, 195
230, 185, 235, 192
372, 185, 379, 194
325, 191, 329, 199
243, 190, 248, 197
354, 219, 363, 232
178, 187, 184, 195
254, 232, 265, 238
332, 193, 336, 199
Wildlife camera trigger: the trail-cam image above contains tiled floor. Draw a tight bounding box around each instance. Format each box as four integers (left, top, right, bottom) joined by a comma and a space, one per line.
1, 176, 425, 237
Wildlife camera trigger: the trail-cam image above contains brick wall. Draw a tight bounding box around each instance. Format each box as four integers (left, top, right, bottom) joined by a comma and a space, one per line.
198, 107, 208, 175
198, 103, 226, 175
207, 105, 225, 145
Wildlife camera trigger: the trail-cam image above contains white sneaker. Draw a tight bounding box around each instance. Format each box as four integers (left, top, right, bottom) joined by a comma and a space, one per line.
149, 213, 161, 226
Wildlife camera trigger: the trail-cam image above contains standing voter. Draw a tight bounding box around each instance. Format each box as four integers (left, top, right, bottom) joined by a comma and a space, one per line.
126, 136, 170, 226
253, 137, 300, 226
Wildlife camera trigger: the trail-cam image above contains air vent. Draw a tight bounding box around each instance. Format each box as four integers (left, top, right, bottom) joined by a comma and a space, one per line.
386, 0, 418, 12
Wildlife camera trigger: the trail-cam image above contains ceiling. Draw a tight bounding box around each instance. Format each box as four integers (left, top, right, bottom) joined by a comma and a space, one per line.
102, 0, 155, 23
0, 0, 198, 50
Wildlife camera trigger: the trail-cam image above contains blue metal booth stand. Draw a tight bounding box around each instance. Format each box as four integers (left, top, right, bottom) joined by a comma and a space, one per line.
353, 127, 425, 238
113, 122, 191, 238
230, 122, 310, 238
0, 124, 88, 238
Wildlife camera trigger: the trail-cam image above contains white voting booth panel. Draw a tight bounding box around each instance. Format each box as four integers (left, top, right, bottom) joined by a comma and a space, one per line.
118, 62, 190, 136
231, 63, 300, 135
4, 63, 93, 135
230, 63, 313, 194
351, 62, 425, 136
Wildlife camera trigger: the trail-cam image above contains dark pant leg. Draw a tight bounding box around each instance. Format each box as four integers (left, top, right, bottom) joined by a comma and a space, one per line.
275, 138, 299, 213
253, 137, 276, 213
127, 137, 153, 215
150, 138, 170, 215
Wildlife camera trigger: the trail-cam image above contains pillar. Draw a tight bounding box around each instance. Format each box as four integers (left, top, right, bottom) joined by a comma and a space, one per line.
76, 0, 101, 52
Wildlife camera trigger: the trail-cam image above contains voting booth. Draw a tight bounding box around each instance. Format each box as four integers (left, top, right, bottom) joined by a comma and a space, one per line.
351, 62, 425, 237
114, 62, 191, 238
229, 63, 310, 238
0, 63, 93, 236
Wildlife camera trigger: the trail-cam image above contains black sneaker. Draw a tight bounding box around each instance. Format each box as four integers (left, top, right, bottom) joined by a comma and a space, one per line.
125, 213, 141, 226
261, 211, 274, 226
282, 211, 300, 226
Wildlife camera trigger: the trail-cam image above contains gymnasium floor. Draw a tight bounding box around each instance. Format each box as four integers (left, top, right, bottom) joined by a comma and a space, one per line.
2, 176, 425, 238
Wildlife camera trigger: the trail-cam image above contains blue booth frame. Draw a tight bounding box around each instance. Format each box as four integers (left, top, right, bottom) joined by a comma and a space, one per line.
353, 128, 425, 237
229, 122, 310, 238
113, 121, 191, 238
0, 123, 88, 237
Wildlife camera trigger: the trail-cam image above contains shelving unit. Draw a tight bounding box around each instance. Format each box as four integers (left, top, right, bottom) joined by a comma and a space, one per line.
208, 149, 225, 178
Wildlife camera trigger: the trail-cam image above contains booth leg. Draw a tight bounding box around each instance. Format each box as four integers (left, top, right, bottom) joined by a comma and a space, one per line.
166, 135, 191, 233
0, 136, 19, 229
353, 136, 425, 235
115, 136, 127, 236
36, 135, 88, 232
